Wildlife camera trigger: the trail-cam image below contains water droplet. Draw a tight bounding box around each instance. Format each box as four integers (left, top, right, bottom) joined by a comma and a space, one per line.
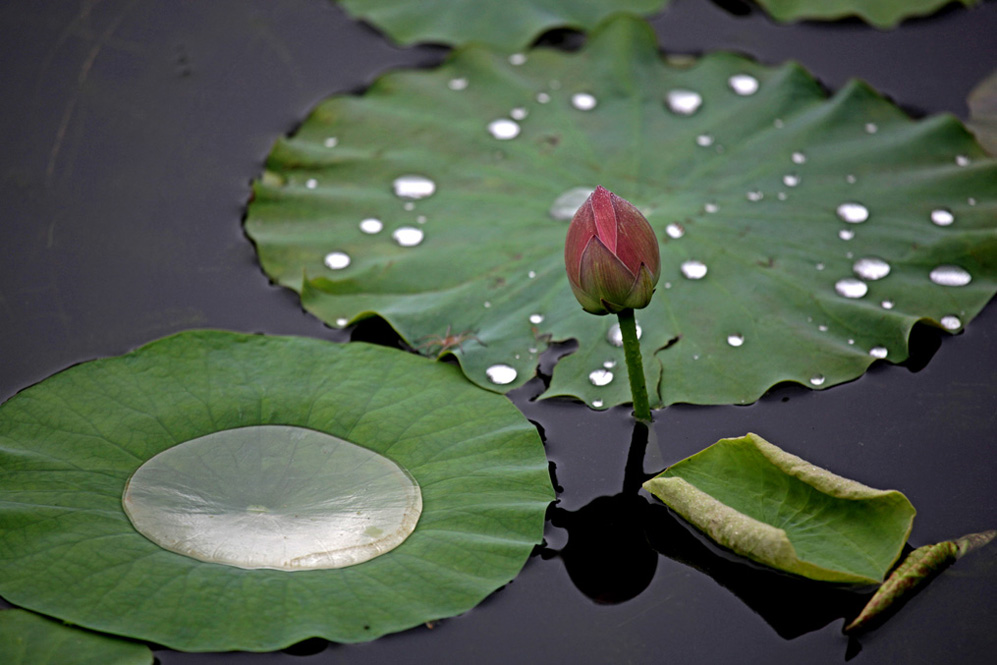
930, 208, 954, 227
666, 89, 703, 116
853, 257, 891, 281
488, 118, 520, 140
324, 251, 350, 270
486, 364, 517, 385
810, 374, 826, 386
607, 322, 642, 347
416, 215, 427, 224
955, 154, 970, 167
815, 262, 825, 271
335, 317, 348, 327
773, 118, 784, 129
791, 151, 807, 165
835, 278, 868, 299
836, 202, 869, 223
448, 77, 468, 91
549, 186, 595, 220
528, 270, 537, 279
324, 137, 339, 148
592, 399, 604, 408
727, 333, 745, 347
510, 107, 528, 120
929, 265, 972, 287
704, 202, 719, 214
529, 314, 544, 325
818, 324, 828, 332
940, 315, 962, 330
968, 197, 977, 206
403, 202, 415, 211
665, 223, 685, 239
392, 227, 424, 247
864, 122, 878, 134
571, 93, 597, 111
393, 175, 436, 200
603, 360, 617, 369
838, 229, 855, 241
483, 301, 491, 308
869, 346, 888, 359
845, 174, 857, 184
746, 190, 763, 202
728, 74, 759, 96
847, 339, 855, 345
680, 260, 708, 280
359, 218, 383, 234
588, 369, 614, 386
305, 178, 318, 190
696, 134, 714, 147
508, 53, 527, 66
777, 192, 788, 201
782, 173, 800, 187
536, 92, 551, 104
528, 347, 538, 354
881, 300, 895, 310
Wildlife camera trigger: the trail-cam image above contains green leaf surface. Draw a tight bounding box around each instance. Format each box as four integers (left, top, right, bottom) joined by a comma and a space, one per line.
0, 331, 553, 651
643, 433, 916, 584
336, 0, 669, 49
245, 15, 997, 409
968, 69, 997, 156
0, 610, 153, 665
756, 0, 978, 28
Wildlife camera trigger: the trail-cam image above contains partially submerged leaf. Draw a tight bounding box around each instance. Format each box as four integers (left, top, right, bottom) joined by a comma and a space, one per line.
968, 69, 997, 156
0, 331, 553, 651
844, 530, 996, 633
336, 0, 670, 49
246, 15, 997, 409
756, 0, 978, 28
642, 433, 916, 584
0, 610, 153, 665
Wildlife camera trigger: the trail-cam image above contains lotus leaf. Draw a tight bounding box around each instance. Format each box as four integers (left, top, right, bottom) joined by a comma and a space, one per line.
246, 15, 997, 409
756, 0, 978, 28
0, 610, 153, 665
643, 433, 916, 584
0, 331, 553, 651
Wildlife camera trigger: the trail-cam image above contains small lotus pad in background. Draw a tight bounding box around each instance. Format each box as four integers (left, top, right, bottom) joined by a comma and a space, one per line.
756, 0, 978, 28
643, 433, 916, 584
246, 15, 997, 410
968, 69, 997, 156
0, 331, 553, 651
0, 610, 153, 665
336, 0, 670, 49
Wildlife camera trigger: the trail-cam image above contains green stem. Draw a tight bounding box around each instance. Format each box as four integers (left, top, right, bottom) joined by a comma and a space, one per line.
617, 308, 652, 422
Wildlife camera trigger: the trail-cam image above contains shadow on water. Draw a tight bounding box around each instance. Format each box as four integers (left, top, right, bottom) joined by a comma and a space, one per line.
540, 419, 875, 640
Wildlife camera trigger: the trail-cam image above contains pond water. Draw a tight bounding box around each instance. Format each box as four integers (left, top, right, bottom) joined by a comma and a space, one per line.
1, 0, 995, 663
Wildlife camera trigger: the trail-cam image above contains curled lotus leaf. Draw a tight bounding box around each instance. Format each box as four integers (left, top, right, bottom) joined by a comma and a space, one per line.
246, 15, 997, 409
756, 0, 979, 28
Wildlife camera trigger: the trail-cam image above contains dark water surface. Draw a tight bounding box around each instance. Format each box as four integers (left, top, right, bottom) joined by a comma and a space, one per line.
1, 1, 995, 663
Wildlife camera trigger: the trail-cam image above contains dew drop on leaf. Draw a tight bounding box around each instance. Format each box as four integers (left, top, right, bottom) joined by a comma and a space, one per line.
359, 218, 384, 234
930, 265, 972, 287
728, 74, 760, 96
592, 399, 603, 408
727, 333, 745, 347
665, 89, 703, 116
392, 175, 436, 199
853, 257, 891, 281
930, 209, 955, 226
508, 53, 527, 66
746, 190, 764, 202
306, 178, 318, 190
324, 137, 339, 148
955, 154, 970, 167
529, 313, 544, 324
335, 318, 348, 327
791, 151, 807, 164
448, 77, 468, 91
869, 346, 888, 359
846, 174, 857, 184
704, 202, 719, 213
392, 227, 424, 247
665, 223, 685, 239
882, 300, 895, 310
536, 92, 550, 104
696, 133, 714, 147
783, 173, 800, 187
603, 360, 617, 369
324, 251, 350, 270
835, 278, 868, 299
607, 322, 641, 347
588, 369, 614, 386
487, 118, 521, 140
810, 374, 826, 386
680, 260, 708, 280
865, 123, 878, 134
839, 229, 855, 241
510, 107, 528, 120
485, 364, 517, 385
571, 93, 597, 111
837, 202, 870, 224
940, 315, 962, 330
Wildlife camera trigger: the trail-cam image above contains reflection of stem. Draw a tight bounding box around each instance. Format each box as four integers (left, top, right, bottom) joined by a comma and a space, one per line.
622, 420, 650, 494
617, 308, 652, 422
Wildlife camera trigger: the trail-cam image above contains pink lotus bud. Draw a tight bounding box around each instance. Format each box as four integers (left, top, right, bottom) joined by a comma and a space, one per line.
564, 186, 661, 315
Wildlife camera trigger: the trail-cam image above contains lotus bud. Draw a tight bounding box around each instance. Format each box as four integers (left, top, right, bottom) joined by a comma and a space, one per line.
564, 186, 661, 315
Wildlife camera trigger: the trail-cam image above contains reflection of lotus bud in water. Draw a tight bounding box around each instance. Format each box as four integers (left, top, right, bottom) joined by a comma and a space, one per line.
564, 186, 660, 315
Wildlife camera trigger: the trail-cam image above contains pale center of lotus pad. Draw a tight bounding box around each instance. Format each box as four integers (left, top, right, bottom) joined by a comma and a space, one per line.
122, 425, 422, 571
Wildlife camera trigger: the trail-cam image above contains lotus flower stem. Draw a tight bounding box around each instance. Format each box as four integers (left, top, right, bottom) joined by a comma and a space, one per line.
618, 308, 652, 422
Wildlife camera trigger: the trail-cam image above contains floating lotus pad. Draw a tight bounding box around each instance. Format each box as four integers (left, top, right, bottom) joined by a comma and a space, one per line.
0, 331, 553, 651
0, 610, 153, 665
123, 425, 422, 571
644, 433, 916, 584
337, 0, 670, 49
246, 15, 997, 409
756, 0, 978, 28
